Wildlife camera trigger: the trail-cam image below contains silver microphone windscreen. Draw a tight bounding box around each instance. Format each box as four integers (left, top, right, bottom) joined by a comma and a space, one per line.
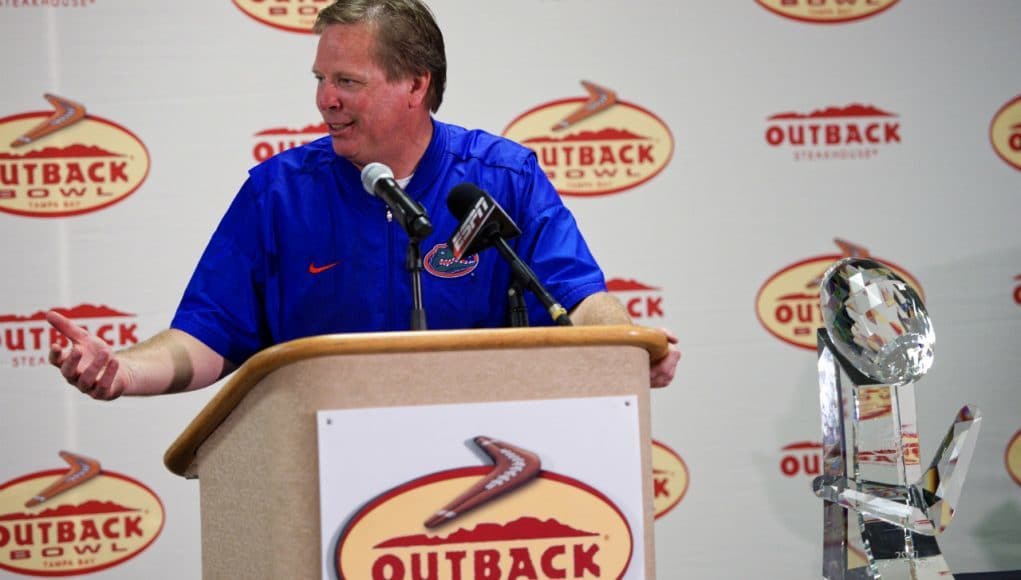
360, 162, 394, 195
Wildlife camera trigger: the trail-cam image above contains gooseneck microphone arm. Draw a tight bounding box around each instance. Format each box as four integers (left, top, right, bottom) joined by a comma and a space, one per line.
446, 183, 572, 327
360, 162, 430, 330
492, 237, 572, 326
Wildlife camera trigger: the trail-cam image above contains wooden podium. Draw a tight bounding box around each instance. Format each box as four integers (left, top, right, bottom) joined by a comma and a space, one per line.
164, 325, 668, 579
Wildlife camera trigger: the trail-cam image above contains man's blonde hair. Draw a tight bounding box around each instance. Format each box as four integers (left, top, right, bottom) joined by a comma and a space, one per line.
315, 0, 447, 112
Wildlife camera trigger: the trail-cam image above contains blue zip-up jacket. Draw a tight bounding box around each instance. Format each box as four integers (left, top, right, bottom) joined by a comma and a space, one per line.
171, 119, 606, 365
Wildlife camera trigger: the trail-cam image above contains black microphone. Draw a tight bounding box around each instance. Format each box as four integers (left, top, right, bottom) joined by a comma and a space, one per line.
361, 162, 433, 239
447, 183, 521, 260
446, 183, 572, 326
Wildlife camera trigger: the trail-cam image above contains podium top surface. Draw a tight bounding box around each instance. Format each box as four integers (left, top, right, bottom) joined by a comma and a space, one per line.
163, 325, 668, 477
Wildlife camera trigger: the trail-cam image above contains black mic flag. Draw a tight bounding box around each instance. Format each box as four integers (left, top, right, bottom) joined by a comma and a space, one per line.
445, 183, 572, 326
446, 183, 521, 260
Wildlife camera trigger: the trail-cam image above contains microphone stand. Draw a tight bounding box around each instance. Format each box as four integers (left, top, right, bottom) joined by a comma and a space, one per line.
507, 279, 529, 327
493, 238, 572, 327
406, 235, 427, 331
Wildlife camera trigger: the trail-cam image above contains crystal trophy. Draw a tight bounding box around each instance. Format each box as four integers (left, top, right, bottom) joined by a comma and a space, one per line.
814, 258, 981, 579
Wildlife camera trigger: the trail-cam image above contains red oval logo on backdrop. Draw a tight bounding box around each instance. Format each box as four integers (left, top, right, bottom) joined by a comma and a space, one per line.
503, 81, 673, 197
756, 0, 900, 24
651, 439, 688, 519
252, 123, 327, 163
0, 95, 149, 218
755, 241, 923, 350
990, 94, 1021, 172
0, 452, 164, 577
336, 466, 633, 579
233, 0, 329, 34
1007, 429, 1021, 487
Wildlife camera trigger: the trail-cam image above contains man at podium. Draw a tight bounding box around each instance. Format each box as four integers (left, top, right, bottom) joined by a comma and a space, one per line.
44, 0, 680, 400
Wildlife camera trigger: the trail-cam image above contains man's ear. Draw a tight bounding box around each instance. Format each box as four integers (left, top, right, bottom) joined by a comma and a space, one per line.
408, 71, 432, 108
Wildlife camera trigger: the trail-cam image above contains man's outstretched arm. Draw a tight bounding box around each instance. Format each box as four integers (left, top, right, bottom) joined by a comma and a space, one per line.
46, 310, 236, 400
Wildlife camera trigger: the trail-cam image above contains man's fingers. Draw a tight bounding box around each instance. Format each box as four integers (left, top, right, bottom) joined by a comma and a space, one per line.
94, 358, 122, 400
45, 310, 89, 344
650, 347, 681, 388
60, 347, 83, 383
48, 343, 67, 367
659, 327, 679, 345
45, 310, 123, 400
77, 349, 111, 388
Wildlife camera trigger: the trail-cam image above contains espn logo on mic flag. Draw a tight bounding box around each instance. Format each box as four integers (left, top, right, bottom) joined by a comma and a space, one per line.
446, 184, 520, 261
450, 194, 494, 260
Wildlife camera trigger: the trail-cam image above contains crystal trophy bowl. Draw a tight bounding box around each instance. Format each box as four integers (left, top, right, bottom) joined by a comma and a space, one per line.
820, 257, 934, 386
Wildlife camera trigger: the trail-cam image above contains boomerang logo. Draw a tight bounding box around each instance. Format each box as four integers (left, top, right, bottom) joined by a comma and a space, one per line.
504, 81, 674, 196
425, 437, 541, 528
551, 81, 617, 132
806, 238, 870, 288
9, 94, 86, 149
24, 451, 100, 507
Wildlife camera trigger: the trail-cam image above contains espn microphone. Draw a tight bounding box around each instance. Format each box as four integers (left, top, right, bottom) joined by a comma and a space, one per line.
361, 162, 433, 239
446, 183, 521, 260
446, 183, 572, 326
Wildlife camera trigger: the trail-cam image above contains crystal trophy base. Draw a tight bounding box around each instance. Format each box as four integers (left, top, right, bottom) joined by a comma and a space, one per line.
816, 331, 981, 580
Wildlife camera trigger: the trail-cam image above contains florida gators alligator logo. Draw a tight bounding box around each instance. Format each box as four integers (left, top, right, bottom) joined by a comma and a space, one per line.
424, 243, 479, 279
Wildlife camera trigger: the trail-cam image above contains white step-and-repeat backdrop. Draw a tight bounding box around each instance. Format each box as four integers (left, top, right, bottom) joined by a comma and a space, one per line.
1, 1, 1019, 578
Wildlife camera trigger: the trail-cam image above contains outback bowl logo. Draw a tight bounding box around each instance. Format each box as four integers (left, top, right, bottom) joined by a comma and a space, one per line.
755, 239, 923, 350
335, 437, 632, 579
607, 278, 664, 320
651, 440, 688, 519
766, 104, 900, 161
252, 123, 326, 163
779, 442, 823, 478
756, 0, 899, 24
233, 0, 329, 34
503, 81, 673, 197
0, 451, 164, 577
0, 305, 138, 369
1007, 429, 1021, 487
0, 95, 149, 218
989, 95, 1021, 172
